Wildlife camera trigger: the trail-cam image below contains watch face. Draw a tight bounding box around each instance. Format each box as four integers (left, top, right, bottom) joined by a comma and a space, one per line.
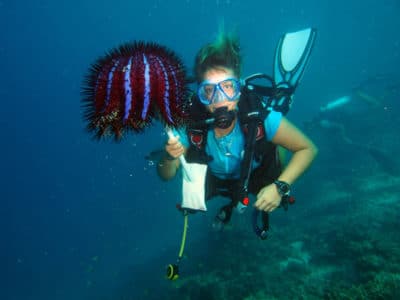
275, 181, 290, 195
281, 184, 290, 194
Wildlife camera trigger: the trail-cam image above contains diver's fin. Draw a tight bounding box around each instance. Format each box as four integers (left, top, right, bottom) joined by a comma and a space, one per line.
266, 28, 317, 114
242, 28, 316, 115
319, 95, 351, 112
274, 27, 317, 88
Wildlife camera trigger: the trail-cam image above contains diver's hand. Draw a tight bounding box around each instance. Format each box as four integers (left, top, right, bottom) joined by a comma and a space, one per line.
254, 184, 281, 213
165, 136, 184, 159
158, 136, 183, 181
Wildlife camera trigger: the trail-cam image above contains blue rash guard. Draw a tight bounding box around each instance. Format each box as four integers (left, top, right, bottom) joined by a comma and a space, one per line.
175, 110, 282, 179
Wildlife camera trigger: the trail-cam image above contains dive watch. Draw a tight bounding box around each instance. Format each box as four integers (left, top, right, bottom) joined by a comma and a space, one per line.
274, 180, 291, 196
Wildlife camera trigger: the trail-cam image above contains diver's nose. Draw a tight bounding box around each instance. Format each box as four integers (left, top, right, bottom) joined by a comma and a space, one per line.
211, 89, 227, 104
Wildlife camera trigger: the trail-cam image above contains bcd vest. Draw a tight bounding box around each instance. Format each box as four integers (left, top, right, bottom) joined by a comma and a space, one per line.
185, 88, 282, 196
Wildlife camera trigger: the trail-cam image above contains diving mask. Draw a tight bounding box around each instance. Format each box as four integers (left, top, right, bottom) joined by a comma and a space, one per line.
197, 78, 241, 105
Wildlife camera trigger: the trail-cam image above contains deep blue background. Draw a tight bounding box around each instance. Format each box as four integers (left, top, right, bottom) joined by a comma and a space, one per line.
2, 0, 399, 299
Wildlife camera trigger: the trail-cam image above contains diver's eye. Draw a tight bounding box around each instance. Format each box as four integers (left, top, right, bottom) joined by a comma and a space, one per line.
203, 85, 215, 99
220, 81, 235, 96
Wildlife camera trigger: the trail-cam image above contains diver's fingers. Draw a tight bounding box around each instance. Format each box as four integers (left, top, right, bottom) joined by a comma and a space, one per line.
165, 138, 181, 148
254, 197, 267, 210
165, 136, 179, 149
166, 135, 180, 146
170, 147, 184, 158
165, 137, 184, 158
166, 141, 183, 152
255, 200, 276, 213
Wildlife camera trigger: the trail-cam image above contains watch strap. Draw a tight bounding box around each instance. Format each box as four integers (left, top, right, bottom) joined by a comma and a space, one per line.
274, 180, 291, 196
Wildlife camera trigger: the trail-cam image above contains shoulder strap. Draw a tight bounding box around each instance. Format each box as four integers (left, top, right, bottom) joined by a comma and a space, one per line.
236, 89, 272, 208
185, 94, 212, 164
238, 88, 271, 159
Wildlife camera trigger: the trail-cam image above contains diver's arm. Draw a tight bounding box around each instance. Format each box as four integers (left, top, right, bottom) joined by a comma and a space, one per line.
157, 156, 180, 181
255, 117, 317, 212
272, 117, 318, 184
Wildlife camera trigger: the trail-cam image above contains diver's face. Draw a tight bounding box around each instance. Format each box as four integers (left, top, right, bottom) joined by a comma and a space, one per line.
202, 67, 239, 113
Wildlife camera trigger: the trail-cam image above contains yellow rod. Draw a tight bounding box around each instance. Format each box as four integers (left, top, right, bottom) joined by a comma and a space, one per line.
178, 214, 188, 258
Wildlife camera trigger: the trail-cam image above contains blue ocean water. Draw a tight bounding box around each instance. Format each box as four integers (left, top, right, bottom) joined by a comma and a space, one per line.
2, 0, 400, 299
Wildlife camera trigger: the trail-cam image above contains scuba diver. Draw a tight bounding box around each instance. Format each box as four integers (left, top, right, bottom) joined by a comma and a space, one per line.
303, 75, 400, 176
304, 87, 381, 142
157, 30, 318, 231
304, 72, 400, 138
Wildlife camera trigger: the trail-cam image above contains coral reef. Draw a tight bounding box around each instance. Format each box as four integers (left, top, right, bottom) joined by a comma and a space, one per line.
104, 90, 400, 300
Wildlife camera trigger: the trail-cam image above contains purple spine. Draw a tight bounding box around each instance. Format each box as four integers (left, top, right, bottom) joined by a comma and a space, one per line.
123, 57, 133, 121
105, 60, 119, 110
142, 54, 151, 120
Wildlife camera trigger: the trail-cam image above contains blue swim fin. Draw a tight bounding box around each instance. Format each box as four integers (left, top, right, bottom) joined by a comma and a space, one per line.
274, 28, 317, 89
243, 28, 316, 115
272, 28, 317, 114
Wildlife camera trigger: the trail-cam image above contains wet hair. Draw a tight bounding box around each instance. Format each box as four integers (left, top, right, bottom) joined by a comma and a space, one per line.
194, 31, 242, 83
